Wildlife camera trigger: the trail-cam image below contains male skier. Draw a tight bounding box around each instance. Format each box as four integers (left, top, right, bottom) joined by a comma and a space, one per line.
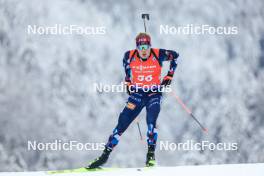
87, 33, 179, 168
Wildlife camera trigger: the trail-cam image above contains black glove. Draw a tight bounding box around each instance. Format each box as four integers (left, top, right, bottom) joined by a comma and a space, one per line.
161, 73, 173, 87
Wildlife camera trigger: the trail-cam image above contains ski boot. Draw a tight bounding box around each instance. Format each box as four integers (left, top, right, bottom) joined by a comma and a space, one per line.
146, 145, 156, 167
86, 147, 112, 169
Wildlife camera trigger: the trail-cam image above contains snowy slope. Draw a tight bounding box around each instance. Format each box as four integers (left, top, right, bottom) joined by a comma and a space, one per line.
0, 163, 263, 176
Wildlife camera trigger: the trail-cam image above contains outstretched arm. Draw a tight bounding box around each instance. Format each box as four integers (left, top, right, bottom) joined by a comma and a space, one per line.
159, 49, 179, 86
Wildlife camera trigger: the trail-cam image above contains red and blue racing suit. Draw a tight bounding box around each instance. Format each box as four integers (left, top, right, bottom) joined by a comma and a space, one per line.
106, 48, 179, 149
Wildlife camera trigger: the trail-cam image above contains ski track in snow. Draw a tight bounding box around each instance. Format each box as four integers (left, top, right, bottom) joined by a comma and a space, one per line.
0, 163, 263, 176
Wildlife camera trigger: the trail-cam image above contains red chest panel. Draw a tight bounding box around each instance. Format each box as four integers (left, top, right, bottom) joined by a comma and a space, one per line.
129, 51, 161, 87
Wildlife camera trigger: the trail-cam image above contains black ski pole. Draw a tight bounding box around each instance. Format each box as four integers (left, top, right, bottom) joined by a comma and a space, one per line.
135, 118, 143, 141
142, 14, 150, 33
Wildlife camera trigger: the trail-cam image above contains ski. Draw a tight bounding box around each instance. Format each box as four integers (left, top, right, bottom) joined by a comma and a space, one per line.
46, 166, 155, 174
46, 167, 114, 174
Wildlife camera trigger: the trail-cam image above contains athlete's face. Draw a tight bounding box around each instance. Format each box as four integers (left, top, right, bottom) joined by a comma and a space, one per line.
137, 44, 151, 59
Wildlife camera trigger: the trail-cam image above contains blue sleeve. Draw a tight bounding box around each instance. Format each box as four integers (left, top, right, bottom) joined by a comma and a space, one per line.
122, 51, 131, 82
159, 49, 179, 76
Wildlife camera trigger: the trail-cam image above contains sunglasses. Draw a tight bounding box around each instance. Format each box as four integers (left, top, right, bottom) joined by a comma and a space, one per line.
137, 44, 150, 51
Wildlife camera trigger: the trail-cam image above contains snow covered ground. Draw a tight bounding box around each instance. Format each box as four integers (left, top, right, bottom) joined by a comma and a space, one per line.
0, 163, 263, 176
